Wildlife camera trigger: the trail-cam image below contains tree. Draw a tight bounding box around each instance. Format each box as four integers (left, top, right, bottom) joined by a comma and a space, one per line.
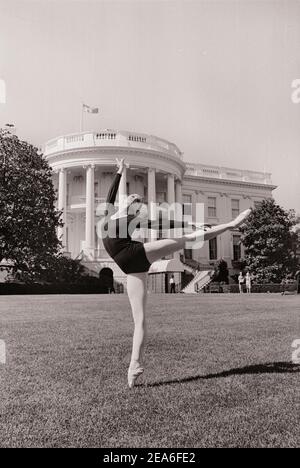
0, 129, 62, 278
15, 255, 95, 285
292, 214, 300, 262
239, 199, 298, 283
213, 258, 229, 283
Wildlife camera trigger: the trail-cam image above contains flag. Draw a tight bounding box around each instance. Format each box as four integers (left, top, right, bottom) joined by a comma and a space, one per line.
83, 103, 99, 114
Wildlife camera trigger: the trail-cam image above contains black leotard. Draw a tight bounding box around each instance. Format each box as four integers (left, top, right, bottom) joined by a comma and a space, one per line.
102, 172, 187, 274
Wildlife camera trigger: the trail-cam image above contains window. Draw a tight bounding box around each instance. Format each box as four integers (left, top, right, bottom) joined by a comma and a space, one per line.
209, 238, 218, 260
94, 181, 99, 199
157, 191, 166, 205
208, 197, 217, 217
233, 235, 241, 261
183, 194, 192, 216
231, 199, 240, 219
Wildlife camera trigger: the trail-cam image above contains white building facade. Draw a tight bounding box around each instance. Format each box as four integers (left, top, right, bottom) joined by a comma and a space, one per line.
44, 130, 276, 291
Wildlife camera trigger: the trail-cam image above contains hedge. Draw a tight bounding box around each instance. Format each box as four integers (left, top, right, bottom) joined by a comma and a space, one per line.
0, 282, 123, 295
204, 282, 298, 294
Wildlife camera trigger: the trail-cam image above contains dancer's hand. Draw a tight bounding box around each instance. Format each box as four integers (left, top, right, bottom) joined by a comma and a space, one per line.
229, 208, 252, 230
116, 158, 129, 174
116, 158, 125, 174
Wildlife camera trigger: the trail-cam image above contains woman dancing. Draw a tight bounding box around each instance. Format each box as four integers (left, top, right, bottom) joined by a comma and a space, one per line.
102, 158, 251, 388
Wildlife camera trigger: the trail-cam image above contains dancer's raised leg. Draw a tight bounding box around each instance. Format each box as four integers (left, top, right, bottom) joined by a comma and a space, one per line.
126, 272, 148, 388
144, 209, 251, 264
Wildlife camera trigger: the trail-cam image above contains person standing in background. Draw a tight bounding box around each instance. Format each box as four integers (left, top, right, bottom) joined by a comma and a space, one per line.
238, 272, 244, 294
169, 274, 176, 293
245, 272, 252, 294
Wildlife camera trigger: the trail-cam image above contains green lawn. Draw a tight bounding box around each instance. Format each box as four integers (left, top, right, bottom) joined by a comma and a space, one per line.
0, 293, 299, 448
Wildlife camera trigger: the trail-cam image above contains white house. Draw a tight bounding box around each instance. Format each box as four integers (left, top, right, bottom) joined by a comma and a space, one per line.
44, 129, 276, 292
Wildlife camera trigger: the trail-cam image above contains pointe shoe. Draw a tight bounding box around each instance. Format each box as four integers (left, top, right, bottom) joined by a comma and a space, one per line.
229, 208, 252, 230
128, 366, 144, 389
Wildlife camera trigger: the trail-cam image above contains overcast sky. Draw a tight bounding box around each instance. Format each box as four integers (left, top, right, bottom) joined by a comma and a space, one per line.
0, 0, 299, 212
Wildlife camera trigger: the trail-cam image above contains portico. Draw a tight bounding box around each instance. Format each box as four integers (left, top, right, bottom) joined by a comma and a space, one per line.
56, 163, 182, 259
51, 130, 185, 263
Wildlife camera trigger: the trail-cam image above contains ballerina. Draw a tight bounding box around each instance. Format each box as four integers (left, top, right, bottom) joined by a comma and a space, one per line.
102, 158, 251, 388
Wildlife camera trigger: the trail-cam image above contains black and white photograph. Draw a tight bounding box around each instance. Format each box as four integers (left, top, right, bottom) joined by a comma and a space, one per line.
0, 0, 300, 451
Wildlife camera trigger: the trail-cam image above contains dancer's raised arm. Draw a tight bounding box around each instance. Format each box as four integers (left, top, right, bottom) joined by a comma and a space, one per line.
106, 158, 125, 205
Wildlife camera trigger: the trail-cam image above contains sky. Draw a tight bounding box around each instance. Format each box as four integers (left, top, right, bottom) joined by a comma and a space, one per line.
0, 0, 299, 212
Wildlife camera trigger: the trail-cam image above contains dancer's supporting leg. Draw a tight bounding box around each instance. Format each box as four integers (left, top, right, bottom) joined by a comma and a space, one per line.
126, 272, 148, 388
144, 209, 251, 264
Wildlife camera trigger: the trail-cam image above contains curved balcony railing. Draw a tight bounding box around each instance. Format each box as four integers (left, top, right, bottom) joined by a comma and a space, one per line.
185, 163, 273, 185
44, 130, 183, 160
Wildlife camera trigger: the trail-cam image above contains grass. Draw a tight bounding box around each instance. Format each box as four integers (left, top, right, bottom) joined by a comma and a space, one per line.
0, 293, 299, 448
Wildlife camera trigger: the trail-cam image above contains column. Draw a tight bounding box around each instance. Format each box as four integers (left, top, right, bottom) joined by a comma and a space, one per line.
85, 164, 95, 258
148, 168, 156, 241
175, 180, 183, 205
219, 193, 231, 265
174, 179, 183, 260
57, 168, 67, 249
167, 173, 175, 205
118, 166, 127, 206
195, 190, 207, 265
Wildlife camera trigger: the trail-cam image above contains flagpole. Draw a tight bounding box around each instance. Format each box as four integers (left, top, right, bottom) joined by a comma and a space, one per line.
80, 102, 84, 133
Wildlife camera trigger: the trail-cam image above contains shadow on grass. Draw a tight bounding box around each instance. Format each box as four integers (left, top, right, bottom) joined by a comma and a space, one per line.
142, 362, 300, 388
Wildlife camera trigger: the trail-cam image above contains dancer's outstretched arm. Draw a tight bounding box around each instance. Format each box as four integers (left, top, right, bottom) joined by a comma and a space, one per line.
137, 212, 229, 235
138, 218, 189, 230
138, 204, 214, 231
146, 220, 212, 230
